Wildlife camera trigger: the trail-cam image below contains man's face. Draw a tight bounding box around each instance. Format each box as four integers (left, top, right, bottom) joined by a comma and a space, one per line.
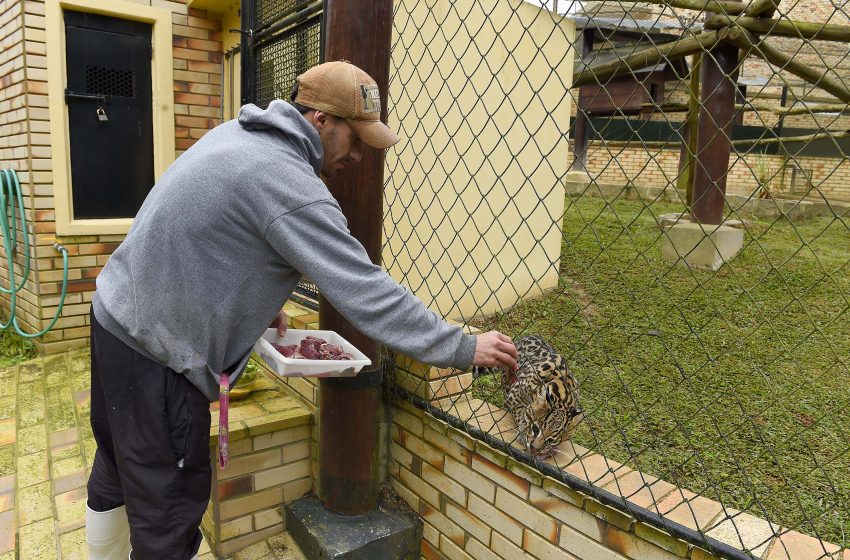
316, 113, 364, 178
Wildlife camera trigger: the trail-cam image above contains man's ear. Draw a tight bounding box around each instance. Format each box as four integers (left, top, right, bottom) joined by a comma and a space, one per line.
313, 110, 330, 130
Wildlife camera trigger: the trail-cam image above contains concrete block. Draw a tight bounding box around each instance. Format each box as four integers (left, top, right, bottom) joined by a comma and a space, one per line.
285, 494, 422, 560
564, 170, 592, 185
661, 223, 744, 271
657, 212, 690, 230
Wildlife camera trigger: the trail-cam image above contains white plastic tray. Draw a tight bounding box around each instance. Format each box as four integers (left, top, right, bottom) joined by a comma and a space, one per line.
253, 328, 371, 378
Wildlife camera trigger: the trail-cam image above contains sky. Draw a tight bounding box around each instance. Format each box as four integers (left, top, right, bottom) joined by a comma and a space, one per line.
523, 0, 585, 15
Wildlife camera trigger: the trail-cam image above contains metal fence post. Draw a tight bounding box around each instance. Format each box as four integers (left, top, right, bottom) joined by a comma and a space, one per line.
239, 0, 255, 105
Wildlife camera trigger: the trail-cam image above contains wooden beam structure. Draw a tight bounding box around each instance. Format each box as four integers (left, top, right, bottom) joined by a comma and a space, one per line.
567, 0, 850, 223
745, 0, 779, 17
572, 30, 727, 88
730, 31, 850, 103
706, 15, 850, 43
637, 0, 751, 15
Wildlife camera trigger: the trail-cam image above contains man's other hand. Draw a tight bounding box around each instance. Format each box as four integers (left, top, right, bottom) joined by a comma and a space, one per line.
270, 309, 288, 337
473, 331, 518, 371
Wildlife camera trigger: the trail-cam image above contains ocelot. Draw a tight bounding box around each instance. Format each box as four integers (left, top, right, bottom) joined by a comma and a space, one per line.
473, 335, 581, 458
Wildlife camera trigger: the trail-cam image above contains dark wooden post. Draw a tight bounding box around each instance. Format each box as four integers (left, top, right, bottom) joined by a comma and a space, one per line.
691, 7, 741, 224
571, 29, 594, 172
317, 0, 392, 515
678, 53, 701, 206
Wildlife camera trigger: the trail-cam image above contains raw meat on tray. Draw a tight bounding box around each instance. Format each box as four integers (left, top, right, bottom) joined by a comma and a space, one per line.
272, 335, 353, 360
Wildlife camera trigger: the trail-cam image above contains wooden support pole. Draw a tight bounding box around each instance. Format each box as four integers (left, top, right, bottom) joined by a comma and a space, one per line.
730, 31, 850, 103
706, 14, 850, 43
572, 30, 726, 88
679, 53, 702, 206
571, 29, 594, 172
318, 0, 392, 516
691, 4, 742, 224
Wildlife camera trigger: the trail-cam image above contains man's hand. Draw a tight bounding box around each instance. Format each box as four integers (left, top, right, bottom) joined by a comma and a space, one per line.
473, 331, 518, 371
270, 309, 288, 337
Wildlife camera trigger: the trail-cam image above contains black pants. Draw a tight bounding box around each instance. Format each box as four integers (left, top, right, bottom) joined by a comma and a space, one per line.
87, 310, 211, 559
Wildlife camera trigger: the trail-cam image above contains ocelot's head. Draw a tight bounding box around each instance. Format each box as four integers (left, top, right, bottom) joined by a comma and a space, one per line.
521, 380, 582, 458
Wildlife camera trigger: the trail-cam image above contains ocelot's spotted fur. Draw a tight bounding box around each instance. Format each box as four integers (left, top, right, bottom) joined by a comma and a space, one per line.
474, 335, 581, 458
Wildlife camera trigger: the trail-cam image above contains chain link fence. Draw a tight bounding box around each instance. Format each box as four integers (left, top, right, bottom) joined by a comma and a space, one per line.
247, 0, 323, 306
381, 0, 850, 558
243, 0, 849, 556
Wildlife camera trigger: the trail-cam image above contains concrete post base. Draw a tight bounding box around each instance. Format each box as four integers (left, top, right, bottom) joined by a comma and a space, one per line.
285, 494, 422, 560
661, 222, 744, 271
564, 169, 592, 184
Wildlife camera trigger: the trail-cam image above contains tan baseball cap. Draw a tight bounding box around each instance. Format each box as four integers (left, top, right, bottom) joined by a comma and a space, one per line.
294, 60, 400, 149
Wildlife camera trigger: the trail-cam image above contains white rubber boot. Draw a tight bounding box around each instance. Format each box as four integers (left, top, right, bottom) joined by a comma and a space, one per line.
126, 554, 194, 559
86, 504, 131, 560
125, 552, 193, 560
125, 548, 197, 558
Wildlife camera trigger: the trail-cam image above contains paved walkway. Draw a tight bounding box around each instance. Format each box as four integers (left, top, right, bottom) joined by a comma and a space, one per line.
0, 349, 305, 559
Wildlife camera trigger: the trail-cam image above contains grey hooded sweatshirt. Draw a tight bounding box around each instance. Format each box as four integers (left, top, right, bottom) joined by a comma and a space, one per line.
92, 100, 477, 402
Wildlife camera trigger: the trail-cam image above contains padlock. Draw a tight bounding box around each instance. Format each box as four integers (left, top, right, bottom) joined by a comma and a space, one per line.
96, 107, 108, 122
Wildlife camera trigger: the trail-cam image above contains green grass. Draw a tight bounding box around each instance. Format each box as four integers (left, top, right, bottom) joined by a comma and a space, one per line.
471, 196, 850, 546
0, 317, 36, 368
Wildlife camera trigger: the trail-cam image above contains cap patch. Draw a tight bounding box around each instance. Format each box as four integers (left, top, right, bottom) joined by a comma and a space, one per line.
360, 84, 381, 114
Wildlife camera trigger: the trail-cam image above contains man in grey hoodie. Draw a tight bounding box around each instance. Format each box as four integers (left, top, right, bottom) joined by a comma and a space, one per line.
85, 60, 518, 559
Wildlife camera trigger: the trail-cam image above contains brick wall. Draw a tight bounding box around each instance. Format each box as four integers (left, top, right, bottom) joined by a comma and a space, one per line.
0, 0, 45, 336
390, 397, 695, 560
579, 144, 850, 201
0, 0, 224, 353
203, 377, 312, 557
388, 394, 848, 560
171, 3, 223, 155
279, 302, 321, 491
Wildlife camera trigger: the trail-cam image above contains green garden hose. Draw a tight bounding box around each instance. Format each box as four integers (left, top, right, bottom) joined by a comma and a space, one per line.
0, 168, 69, 338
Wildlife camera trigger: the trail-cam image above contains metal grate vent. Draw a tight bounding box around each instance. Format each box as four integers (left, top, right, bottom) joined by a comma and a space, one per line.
86, 66, 135, 98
